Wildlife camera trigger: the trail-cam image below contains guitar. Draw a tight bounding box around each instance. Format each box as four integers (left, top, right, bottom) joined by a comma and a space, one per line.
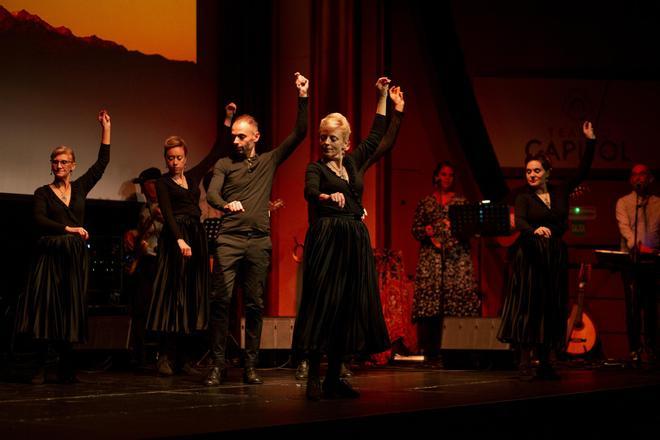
565, 262, 598, 356
124, 204, 162, 275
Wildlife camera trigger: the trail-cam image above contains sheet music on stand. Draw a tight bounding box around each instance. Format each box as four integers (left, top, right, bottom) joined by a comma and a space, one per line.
449, 201, 510, 238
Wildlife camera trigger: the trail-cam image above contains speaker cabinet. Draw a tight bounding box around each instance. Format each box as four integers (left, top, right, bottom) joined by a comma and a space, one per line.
240, 317, 295, 349
441, 317, 510, 350
75, 314, 132, 350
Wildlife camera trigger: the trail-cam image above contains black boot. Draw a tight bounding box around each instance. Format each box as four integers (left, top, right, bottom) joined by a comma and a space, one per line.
203, 366, 226, 386
243, 367, 263, 384
295, 359, 309, 380
339, 362, 353, 378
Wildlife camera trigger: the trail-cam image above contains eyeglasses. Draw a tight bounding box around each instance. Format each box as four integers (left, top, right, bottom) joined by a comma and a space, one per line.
51, 160, 72, 166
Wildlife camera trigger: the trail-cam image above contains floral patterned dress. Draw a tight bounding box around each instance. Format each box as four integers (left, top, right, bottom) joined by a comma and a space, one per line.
411, 193, 481, 321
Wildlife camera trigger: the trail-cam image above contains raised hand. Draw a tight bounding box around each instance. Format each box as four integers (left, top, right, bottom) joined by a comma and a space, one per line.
98, 110, 111, 128
375, 77, 391, 96
224, 102, 237, 127
295, 72, 309, 97
98, 110, 111, 144
226, 102, 237, 119
389, 86, 405, 112
582, 121, 595, 139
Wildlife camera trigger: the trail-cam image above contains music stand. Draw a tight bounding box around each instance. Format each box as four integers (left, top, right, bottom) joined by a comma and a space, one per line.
449, 202, 510, 238
449, 202, 511, 303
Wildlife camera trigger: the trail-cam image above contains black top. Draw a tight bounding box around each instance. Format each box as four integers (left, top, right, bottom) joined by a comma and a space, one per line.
157, 126, 231, 240
305, 110, 403, 224
207, 97, 309, 235
33, 144, 110, 235
515, 137, 596, 238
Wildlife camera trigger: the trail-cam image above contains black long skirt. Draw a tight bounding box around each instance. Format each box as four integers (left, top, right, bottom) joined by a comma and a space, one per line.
497, 235, 568, 350
16, 235, 88, 343
146, 216, 208, 334
293, 216, 390, 355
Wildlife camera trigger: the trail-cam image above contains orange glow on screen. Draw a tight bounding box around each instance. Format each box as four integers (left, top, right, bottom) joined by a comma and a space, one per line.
2, 0, 196, 62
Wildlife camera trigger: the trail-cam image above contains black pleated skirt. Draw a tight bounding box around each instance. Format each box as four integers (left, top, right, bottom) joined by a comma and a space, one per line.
293, 216, 390, 355
498, 235, 568, 350
16, 235, 88, 343
146, 216, 208, 334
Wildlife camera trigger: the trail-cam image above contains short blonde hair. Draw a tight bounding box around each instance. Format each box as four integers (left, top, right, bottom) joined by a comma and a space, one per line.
163, 136, 188, 156
50, 146, 75, 162
320, 113, 351, 143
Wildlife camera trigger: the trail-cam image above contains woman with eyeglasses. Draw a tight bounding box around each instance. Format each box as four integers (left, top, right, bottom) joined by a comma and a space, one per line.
15, 111, 111, 384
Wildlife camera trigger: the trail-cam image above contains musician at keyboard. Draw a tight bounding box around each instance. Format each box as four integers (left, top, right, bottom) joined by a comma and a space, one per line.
615, 163, 659, 365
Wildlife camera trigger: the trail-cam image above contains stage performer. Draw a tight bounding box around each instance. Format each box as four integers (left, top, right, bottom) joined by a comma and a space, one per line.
16, 110, 111, 384
203, 72, 309, 386
293, 79, 405, 400
498, 121, 596, 380
146, 104, 235, 375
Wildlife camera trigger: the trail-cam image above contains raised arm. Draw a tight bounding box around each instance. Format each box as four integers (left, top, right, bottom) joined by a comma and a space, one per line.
567, 121, 596, 191
186, 103, 236, 182
375, 76, 390, 116
362, 86, 405, 171
272, 72, 310, 165
349, 77, 391, 169
76, 110, 111, 195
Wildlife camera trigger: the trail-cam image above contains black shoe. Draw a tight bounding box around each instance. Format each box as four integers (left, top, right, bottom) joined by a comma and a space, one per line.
339, 363, 353, 378
295, 360, 309, 380
156, 354, 174, 376
306, 377, 322, 401
203, 366, 226, 386
243, 367, 263, 385
322, 378, 360, 399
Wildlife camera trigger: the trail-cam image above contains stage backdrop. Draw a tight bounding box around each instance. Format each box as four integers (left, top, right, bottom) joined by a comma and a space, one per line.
473, 78, 660, 170
0, 0, 217, 200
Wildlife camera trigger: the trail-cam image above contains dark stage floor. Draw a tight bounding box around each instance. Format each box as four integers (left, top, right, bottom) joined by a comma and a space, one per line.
1, 362, 659, 439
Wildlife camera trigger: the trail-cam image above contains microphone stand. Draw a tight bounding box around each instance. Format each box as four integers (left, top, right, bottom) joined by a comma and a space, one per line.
629, 186, 642, 362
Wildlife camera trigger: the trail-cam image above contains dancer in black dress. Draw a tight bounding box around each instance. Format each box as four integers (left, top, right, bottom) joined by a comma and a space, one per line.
293, 80, 405, 400
146, 104, 234, 375
16, 110, 112, 384
498, 121, 596, 379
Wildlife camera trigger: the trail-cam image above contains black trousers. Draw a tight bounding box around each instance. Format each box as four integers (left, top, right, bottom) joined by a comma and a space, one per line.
209, 233, 271, 368
622, 261, 659, 353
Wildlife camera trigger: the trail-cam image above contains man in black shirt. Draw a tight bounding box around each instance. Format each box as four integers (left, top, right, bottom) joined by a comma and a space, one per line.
204, 73, 309, 385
